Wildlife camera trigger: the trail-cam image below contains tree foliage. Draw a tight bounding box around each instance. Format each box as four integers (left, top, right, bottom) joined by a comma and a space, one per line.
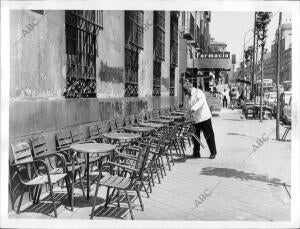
244, 45, 254, 66
255, 12, 272, 50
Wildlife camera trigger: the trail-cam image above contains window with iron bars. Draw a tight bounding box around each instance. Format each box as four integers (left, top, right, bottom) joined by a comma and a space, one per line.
64, 10, 103, 98
153, 60, 162, 96
170, 11, 178, 96
153, 11, 165, 61
153, 11, 165, 96
170, 67, 175, 96
125, 11, 144, 97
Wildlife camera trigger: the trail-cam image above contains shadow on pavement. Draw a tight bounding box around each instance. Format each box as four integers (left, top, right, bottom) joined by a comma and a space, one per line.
227, 132, 260, 139
21, 192, 67, 217
200, 167, 282, 184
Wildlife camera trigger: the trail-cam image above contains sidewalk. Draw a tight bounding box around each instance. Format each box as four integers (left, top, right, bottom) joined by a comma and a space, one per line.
9, 108, 291, 221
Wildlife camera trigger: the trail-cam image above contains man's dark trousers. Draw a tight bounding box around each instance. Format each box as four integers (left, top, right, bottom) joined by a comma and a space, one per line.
193, 118, 217, 157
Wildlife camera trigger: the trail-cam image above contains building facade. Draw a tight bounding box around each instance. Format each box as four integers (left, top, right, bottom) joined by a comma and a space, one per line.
10, 10, 183, 153
262, 22, 292, 84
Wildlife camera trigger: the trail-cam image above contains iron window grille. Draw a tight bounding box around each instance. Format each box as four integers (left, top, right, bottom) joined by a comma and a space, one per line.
153, 11, 165, 96
125, 11, 144, 97
153, 11, 165, 61
153, 60, 162, 96
170, 11, 178, 67
170, 66, 175, 96
170, 11, 178, 96
64, 10, 103, 98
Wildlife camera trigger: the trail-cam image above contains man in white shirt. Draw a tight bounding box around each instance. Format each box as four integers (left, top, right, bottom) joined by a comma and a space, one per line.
183, 81, 217, 159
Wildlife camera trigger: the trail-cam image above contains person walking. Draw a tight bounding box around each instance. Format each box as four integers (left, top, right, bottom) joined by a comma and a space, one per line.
183, 81, 217, 159
222, 88, 229, 108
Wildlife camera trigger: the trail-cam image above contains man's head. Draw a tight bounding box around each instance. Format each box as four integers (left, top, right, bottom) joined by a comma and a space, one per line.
183, 80, 193, 96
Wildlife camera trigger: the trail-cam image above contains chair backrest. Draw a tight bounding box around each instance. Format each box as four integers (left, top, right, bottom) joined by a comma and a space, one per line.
129, 114, 136, 124
109, 118, 117, 131
31, 135, 48, 157
56, 130, 73, 150
135, 113, 144, 123
134, 143, 150, 178
11, 141, 33, 164
88, 124, 100, 138
153, 110, 159, 118
71, 128, 85, 143
101, 120, 110, 133
116, 117, 125, 129
124, 116, 131, 126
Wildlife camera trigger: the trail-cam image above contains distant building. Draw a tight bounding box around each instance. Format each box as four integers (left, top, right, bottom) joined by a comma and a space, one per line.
262, 22, 292, 84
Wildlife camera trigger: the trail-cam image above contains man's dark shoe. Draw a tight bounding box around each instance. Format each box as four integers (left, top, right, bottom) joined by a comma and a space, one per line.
193, 154, 201, 158
209, 154, 216, 159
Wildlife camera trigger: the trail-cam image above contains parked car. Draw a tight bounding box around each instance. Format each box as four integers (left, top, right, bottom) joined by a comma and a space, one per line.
265, 92, 277, 107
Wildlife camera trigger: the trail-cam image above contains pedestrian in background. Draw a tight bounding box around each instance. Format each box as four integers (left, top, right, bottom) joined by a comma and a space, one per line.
183, 81, 217, 159
222, 88, 230, 108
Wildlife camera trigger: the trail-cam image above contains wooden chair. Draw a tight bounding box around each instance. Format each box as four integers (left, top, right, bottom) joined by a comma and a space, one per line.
129, 115, 136, 126
109, 118, 117, 132
88, 124, 102, 142
124, 116, 131, 127
101, 120, 111, 133
135, 113, 144, 123
115, 117, 125, 131
10, 140, 69, 217
90, 142, 151, 220
31, 135, 85, 211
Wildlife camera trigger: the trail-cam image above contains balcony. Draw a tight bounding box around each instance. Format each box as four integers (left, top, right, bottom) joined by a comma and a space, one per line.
183, 12, 195, 41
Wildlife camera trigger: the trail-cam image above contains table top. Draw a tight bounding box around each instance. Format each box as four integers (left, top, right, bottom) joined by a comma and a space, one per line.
70, 143, 116, 154
151, 118, 174, 123
138, 122, 165, 128
171, 111, 186, 116
103, 132, 141, 140
125, 126, 155, 132
160, 115, 182, 120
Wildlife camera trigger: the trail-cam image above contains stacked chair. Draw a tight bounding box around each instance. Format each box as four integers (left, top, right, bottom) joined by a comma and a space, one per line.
10, 106, 196, 220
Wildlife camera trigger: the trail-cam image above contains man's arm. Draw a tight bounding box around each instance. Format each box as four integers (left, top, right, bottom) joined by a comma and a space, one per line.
191, 90, 205, 112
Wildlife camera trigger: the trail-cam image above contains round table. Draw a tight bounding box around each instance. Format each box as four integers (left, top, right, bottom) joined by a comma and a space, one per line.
138, 122, 166, 129
70, 143, 116, 199
171, 111, 186, 116
103, 132, 141, 146
124, 126, 155, 137
160, 115, 183, 121
151, 118, 174, 124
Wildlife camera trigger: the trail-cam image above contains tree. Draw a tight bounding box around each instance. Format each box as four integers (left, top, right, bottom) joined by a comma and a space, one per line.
255, 12, 272, 122
244, 46, 254, 67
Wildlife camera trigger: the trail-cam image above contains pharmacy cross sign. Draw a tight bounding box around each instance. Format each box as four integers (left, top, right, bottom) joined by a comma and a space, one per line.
197, 52, 230, 59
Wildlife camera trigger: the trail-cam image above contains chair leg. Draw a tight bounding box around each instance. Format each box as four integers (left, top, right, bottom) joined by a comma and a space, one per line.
78, 169, 86, 197
48, 184, 57, 218
17, 186, 26, 214
141, 181, 150, 198
157, 157, 165, 177
160, 156, 167, 175
124, 190, 134, 220
64, 177, 72, 208
35, 185, 42, 204
104, 187, 111, 208
135, 184, 144, 211
117, 190, 121, 208
154, 160, 161, 184
90, 174, 102, 219
146, 170, 152, 193
32, 185, 39, 204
